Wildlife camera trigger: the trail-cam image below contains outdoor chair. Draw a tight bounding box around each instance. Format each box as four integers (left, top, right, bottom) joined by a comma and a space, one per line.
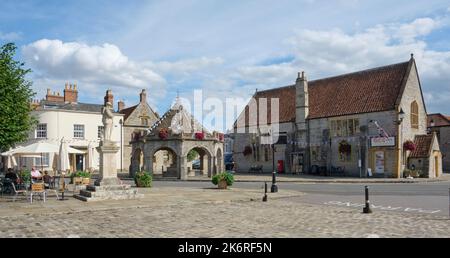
11, 182, 28, 202
30, 183, 46, 203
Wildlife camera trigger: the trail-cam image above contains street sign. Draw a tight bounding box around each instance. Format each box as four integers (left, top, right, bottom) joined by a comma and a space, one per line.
371, 137, 395, 147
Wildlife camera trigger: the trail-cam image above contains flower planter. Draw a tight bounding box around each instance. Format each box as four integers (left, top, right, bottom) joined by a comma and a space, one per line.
74, 177, 83, 185
82, 178, 90, 185
218, 180, 228, 189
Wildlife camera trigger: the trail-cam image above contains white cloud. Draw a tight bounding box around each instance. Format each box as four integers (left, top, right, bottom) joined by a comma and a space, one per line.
22, 39, 166, 90
0, 31, 22, 41
230, 16, 450, 114
147, 57, 224, 76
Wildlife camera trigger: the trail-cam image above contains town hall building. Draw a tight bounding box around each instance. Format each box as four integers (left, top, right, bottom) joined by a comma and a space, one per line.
232, 55, 443, 178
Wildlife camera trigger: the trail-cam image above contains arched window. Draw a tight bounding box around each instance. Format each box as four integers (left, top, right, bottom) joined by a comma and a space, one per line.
411, 101, 419, 129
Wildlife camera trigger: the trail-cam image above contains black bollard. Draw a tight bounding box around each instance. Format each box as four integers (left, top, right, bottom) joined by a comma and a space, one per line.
263, 182, 268, 202
363, 186, 372, 214
271, 171, 278, 193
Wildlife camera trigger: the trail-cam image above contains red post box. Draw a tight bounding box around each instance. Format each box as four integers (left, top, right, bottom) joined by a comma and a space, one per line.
277, 160, 284, 174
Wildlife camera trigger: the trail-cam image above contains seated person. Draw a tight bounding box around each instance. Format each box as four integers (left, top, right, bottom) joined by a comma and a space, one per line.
31, 167, 43, 182
5, 168, 19, 185
43, 171, 53, 189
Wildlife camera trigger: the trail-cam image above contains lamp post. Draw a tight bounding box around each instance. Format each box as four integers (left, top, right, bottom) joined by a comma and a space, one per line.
119, 119, 123, 173
269, 131, 278, 193
397, 108, 405, 178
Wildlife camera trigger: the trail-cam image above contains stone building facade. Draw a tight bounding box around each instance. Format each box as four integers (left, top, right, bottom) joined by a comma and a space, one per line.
119, 89, 159, 175
232, 56, 443, 178
428, 114, 450, 172
130, 98, 224, 180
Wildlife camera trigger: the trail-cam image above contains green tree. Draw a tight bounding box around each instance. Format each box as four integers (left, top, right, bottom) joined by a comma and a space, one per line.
0, 43, 36, 152
187, 149, 199, 162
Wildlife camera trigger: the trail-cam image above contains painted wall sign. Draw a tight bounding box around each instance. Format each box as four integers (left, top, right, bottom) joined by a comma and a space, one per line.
371, 137, 395, 147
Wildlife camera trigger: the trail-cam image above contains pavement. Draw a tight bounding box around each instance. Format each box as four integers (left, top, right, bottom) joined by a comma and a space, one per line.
118, 172, 450, 184
1, 185, 450, 238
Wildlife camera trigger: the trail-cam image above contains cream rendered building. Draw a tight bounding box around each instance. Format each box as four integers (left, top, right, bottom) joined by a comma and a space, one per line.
23, 84, 124, 172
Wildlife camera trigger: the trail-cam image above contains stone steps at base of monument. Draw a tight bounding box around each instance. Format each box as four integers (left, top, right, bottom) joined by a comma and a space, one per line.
73, 191, 144, 202
86, 184, 131, 192
73, 185, 144, 202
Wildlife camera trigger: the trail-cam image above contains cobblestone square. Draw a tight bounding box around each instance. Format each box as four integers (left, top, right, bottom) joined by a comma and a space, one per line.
1, 187, 449, 238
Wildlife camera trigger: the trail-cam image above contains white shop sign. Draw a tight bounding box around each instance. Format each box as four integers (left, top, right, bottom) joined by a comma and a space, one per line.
371, 137, 395, 147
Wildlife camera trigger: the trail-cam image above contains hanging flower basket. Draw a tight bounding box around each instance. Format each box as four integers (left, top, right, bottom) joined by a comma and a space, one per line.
403, 140, 416, 151
243, 146, 252, 156
338, 142, 351, 154
218, 133, 224, 142
195, 132, 205, 140
159, 128, 169, 139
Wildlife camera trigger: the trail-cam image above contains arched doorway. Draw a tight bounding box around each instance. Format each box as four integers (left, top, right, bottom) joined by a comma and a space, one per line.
216, 148, 223, 175
186, 147, 212, 177
153, 147, 178, 177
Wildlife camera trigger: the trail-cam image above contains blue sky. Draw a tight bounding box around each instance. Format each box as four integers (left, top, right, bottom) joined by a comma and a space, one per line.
1, 0, 450, 130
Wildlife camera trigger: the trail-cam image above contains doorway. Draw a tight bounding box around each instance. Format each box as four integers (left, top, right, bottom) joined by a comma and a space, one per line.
435, 154, 439, 178
76, 154, 84, 171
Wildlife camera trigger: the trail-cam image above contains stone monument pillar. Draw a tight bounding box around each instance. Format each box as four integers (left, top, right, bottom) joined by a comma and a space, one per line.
74, 101, 143, 202
95, 141, 121, 186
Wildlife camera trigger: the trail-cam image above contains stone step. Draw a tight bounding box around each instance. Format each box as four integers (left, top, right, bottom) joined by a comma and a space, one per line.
73, 191, 144, 202
79, 188, 138, 198
86, 184, 130, 192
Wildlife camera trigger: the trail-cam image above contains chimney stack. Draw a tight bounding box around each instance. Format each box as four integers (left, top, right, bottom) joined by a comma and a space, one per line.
104, 89, 114, 106
295, 71, 309, 130
118, 100, 125, 112
140, 89, 147, 103
64, 82, 78, 103
46, 88, 64, 102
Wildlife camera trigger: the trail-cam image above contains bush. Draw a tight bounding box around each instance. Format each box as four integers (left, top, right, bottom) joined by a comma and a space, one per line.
403, 169, 412, 178
135, 171, 152, 187
19, 169, 31, 185
69, 171, 91, 183
212, 172, 234, 186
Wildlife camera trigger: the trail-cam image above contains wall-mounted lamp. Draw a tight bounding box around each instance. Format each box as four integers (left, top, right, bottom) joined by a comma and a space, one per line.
397, 108, 405, 125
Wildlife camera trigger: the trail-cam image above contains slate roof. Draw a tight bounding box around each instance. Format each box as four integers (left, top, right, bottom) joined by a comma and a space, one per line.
427, 113, 450, 127
38, 100, 108, 113
410, 134, 433, 158
120, 105, 138, 120
236, 59, 412, 127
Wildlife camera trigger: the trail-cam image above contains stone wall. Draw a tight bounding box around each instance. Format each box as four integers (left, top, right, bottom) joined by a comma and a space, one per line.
123, 102, 159, 173
232, 122, 294, 173
437, 126, 450, 172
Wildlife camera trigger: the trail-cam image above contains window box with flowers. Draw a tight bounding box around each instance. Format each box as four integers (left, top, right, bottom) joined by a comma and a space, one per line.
195, 132, 205, 140
159, 128, 169, 140
403, 140, 416, 152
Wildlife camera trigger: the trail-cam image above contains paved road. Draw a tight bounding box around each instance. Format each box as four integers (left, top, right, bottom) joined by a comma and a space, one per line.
141, 180, 450, 216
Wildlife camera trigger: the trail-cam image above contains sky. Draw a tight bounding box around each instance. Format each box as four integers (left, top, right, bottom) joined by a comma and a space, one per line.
1, 0, 450, 131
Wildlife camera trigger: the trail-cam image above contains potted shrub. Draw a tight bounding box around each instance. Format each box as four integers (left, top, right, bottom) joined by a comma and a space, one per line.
135, 171, 152, 187
72, 171, 91, 185
19, 169, 31, 186
212, 172, 234, 189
